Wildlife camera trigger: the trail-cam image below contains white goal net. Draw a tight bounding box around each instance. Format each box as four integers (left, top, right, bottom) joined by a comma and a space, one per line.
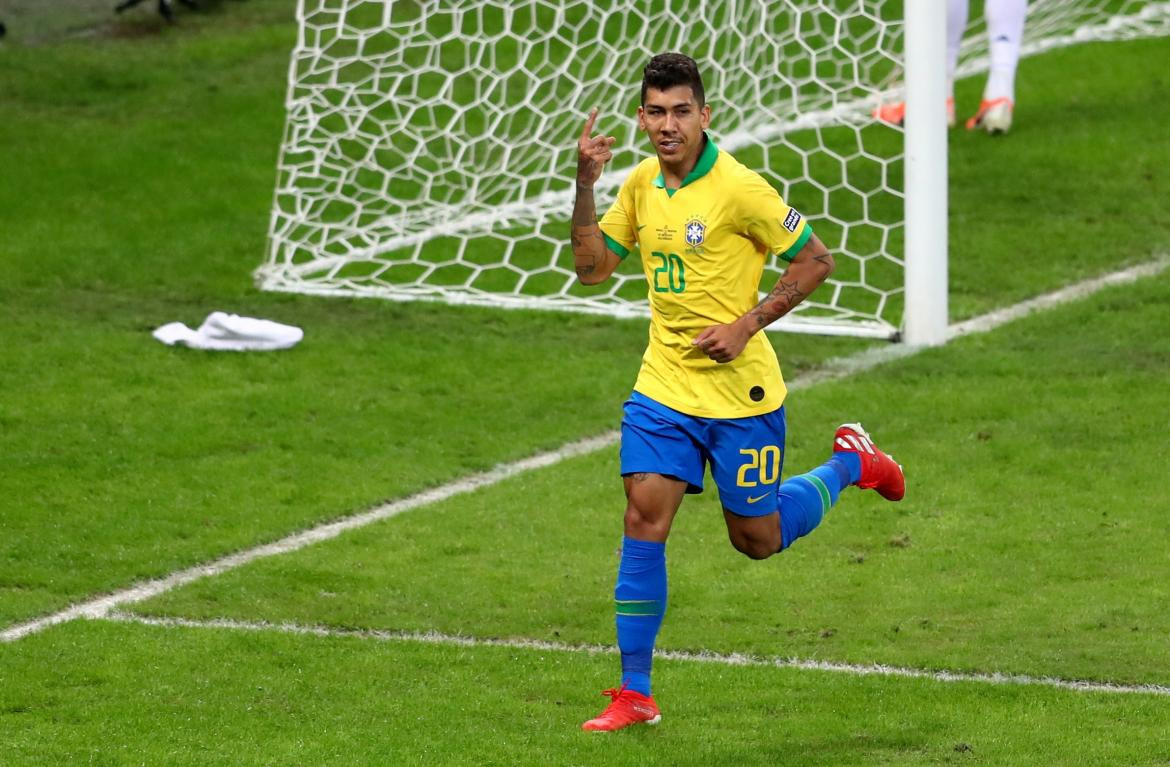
257, 0, 1170, 339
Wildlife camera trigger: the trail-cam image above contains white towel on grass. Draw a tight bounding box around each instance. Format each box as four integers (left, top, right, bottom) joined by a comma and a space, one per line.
153, 312, 303, 351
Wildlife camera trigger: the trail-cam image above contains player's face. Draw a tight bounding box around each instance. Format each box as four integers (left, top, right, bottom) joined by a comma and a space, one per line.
638, 85, 711, 166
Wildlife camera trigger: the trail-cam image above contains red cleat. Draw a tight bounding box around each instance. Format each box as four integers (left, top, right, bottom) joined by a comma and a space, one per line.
581, 686, 661, 732
872, 98, 955, 128
834, 423, 905, 501
872, 101, 907, 126
965, 97, 1014, 134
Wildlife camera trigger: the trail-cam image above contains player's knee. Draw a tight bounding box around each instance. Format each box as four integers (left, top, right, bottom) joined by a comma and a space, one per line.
623, 503, 670, 540
729, 531, 780, 560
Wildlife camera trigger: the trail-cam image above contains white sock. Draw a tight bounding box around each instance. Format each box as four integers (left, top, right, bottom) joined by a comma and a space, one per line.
946, 0, 970, 100
983, 0, 1027, 103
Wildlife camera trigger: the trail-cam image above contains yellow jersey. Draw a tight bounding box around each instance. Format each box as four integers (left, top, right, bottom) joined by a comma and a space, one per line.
599, 135, 812, 418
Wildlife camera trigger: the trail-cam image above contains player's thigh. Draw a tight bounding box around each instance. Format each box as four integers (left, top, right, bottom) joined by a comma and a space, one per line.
620, 392, 706, 492
706, 406, 787, 517
619, 393, 704, 540
623, 472, 688, 541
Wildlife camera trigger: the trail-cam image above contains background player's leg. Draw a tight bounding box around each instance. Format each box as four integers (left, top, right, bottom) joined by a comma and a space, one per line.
984, 0, 1027, 103
947, 0, 970, 98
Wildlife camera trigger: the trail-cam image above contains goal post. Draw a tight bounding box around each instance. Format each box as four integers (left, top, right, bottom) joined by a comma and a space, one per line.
902, 0, 948, 347
257, 0, 1170, 342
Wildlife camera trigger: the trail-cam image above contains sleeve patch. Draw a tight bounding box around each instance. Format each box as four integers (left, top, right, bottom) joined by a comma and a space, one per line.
782, 209, 802, 233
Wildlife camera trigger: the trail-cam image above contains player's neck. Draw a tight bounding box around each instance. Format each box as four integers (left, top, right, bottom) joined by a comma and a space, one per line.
658, 134, 707, 190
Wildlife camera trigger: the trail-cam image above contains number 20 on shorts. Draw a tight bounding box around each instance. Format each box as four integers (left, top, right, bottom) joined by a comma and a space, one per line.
736, 445, 782, 487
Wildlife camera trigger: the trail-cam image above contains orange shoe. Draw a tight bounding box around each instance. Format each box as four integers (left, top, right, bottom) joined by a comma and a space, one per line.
872, 98, 955, 128
965, 97, 1013, 134
581, 686, 661, 732
834, 423, 905, 501
872, 101, 906, 126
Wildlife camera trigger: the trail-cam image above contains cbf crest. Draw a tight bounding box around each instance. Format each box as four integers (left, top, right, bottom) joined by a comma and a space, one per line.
684, 215, 708, 255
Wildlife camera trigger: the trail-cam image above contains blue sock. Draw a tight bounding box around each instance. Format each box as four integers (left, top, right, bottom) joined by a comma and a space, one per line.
614, 536, 667, 697
777, 454, 859, 549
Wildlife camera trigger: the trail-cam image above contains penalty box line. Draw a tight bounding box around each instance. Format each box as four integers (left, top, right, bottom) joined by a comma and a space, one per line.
104, 612, 1170, 698
2, 254, 1168, 646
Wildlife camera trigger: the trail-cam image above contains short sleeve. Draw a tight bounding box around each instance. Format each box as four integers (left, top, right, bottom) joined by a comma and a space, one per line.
598, 176, 636, 260
738, 172, 813, 263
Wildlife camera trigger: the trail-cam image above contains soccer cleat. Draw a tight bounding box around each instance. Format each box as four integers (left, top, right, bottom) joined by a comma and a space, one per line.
581, 686, 661, 732
834, 423, 905, 501
872, 101, 906, 126
965, 98, 1013, 134
871, 98, 955, 128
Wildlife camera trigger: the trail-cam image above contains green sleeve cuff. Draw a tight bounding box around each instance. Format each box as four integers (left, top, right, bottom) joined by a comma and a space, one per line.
603, 232, 631, 260
778, 224, 813, 262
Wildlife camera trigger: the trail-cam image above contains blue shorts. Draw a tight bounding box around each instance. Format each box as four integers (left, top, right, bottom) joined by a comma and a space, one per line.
620, 391, 787, 517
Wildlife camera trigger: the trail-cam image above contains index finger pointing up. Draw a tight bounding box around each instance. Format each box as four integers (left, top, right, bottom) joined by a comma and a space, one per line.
580, 107, 599, 140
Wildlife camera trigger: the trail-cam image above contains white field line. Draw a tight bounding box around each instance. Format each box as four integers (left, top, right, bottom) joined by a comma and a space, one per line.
2, 255, 1168, 645
106, 612, 1170, 698
0, 433, 617, 643
794, 254, 1170, 388
948, 255, 1170, 339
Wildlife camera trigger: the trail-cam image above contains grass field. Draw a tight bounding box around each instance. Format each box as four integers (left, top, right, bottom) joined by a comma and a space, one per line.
3, 1, 1170, 764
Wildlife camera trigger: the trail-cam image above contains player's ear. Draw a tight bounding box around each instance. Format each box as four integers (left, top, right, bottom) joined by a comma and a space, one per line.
637, 105, 647, 131
700, 103, 711, 129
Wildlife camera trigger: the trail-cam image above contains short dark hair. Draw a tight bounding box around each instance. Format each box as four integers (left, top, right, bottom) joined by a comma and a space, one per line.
641, 53, 705, 107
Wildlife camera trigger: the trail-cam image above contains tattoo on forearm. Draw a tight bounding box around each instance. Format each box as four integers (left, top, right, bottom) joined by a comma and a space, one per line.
571, 184, 597, 227
750, 278, 806, 328
570, 184, 608, 279
571, 226, 606, 276
570, 226, 605, 249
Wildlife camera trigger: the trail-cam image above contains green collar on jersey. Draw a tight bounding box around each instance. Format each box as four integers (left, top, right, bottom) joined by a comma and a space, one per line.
652, 133, 718, 197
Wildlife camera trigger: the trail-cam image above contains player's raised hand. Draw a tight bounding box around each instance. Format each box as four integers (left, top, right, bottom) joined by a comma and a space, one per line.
577, 108, 616, 190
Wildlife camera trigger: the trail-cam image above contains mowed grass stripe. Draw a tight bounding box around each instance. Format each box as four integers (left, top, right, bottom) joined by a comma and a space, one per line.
4, 256, 1166, 644
105, 612, 1170, 698
7, 618, 1170, 766
0, 431, 618, 643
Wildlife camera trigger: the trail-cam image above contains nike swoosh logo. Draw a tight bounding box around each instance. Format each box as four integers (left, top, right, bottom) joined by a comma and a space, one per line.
636, 225, 647, 231
747, 493, 771, 504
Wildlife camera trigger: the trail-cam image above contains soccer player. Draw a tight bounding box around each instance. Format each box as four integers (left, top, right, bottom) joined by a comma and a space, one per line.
957, 0, 1027, 133
874, 0, 1027, 133
570, 52, 906, 733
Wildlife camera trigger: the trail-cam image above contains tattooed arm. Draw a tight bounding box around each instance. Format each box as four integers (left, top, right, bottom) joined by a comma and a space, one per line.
571, 108, 622, 285
693, 234, 834, 363
745, 234, 834, 330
